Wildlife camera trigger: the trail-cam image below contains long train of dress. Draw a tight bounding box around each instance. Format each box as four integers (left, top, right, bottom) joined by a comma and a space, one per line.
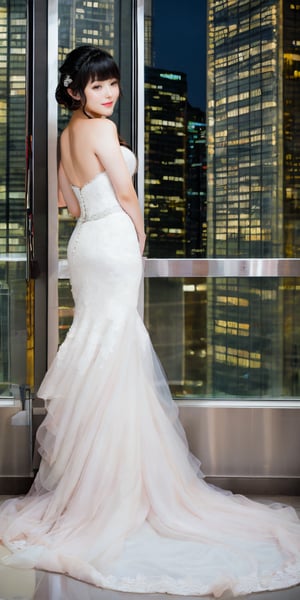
0, 146, 300, 598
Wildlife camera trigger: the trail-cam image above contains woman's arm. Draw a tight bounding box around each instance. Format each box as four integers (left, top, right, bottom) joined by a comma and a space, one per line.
58, 162, 81, 218
90, 119, 146, 254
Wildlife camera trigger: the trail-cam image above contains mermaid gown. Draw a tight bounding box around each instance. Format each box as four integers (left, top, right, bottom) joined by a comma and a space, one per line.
1, 146, 300, 598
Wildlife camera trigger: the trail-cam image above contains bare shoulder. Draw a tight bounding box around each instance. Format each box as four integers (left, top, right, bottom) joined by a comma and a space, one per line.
90, 117, 118, 139
89, 118, 120, 155
62, 117, 116, 136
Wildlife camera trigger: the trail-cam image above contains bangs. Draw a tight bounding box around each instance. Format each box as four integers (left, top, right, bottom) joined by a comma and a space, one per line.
90, 64, 120, 82
85, 54, 120, 84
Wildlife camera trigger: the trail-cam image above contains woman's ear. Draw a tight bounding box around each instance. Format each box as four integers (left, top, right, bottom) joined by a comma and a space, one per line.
67, 88, 81, 101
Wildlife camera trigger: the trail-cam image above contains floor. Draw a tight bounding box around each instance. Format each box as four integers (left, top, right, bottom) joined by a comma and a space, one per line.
0, 496, 299, 600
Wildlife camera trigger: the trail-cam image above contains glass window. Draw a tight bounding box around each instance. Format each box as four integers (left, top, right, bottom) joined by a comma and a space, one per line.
53, 1, 300, 405
144, 0, 207, 259
144, 0, 300, 403
0, 1, 27, 397
144, 276, 300, 399
0, 1, 32, 477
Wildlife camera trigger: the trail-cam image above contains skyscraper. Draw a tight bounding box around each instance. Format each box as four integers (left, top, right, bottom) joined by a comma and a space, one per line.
144, 0, 153, 67
186, 105, 207, 258
0, 2, 26, 256
143, 5, 208, 394
144, 66, 187, 258
0, 1, 27, 387
207, 0, 300, 396
282, 0, 300, 394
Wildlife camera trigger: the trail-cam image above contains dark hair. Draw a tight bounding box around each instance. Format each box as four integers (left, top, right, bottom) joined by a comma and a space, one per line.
55, 45, 121, 111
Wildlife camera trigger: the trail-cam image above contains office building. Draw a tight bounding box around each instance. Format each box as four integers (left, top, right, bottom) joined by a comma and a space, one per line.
207, 0, 300, 395
144, 0, 153, 67
0, 1, 27, 387
186, 105, 207, 258
144, 66, 187, 258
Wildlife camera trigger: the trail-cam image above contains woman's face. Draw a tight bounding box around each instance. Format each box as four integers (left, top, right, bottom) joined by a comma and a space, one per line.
83, 77, 120, 117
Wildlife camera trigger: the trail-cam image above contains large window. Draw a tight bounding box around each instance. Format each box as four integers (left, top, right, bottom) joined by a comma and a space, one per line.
144, 0, 300, 400
0, 1, 32, 478
52, 0, 300, 401
0, 1, 27, 395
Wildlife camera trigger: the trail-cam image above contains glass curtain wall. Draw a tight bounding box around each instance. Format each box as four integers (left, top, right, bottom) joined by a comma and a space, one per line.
0, 0, 27, 396
144, 0, 300, 400
0, 0, 32, 479
53, 0, 300, 402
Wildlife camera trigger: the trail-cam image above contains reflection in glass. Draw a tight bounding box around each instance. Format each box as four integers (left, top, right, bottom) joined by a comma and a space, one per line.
145, 277, 300, 399
58, 279, 74, 346
144, 277, 207, 396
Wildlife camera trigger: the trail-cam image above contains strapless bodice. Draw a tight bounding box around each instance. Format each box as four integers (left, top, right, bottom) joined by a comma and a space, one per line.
71, 145, 137, 221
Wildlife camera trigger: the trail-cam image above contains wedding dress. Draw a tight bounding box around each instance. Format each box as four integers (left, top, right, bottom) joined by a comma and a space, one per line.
1, 146, 300, 598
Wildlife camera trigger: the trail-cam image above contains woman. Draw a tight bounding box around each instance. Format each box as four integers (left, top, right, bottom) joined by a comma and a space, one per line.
0, 45, 300, 598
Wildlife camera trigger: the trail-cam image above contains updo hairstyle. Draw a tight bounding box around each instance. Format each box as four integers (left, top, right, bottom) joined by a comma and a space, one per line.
55, 45, 121, 111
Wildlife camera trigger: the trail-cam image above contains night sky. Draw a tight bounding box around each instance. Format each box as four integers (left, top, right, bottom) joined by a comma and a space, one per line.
152, 0, 207, 111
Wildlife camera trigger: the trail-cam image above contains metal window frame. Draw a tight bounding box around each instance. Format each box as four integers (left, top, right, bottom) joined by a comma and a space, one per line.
47, 0, 59, 367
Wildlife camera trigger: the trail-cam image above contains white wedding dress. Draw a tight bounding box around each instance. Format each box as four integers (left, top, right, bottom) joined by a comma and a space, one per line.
1, 146, 300, 598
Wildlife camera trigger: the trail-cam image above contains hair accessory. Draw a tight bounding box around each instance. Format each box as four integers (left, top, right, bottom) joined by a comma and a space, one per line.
63, 74, 73, 88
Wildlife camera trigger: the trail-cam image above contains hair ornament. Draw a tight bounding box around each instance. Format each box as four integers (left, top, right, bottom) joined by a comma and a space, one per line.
63, 74, 73, 87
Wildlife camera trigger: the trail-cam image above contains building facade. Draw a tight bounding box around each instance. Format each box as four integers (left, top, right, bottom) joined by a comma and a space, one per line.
207, 0, 300, 396
186, 106, 207, 258
0, 1, 27, 388
144, 66, 187, 258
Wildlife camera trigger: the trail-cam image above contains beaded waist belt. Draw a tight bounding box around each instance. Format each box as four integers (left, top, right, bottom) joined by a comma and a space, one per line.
79, 205, 122, 222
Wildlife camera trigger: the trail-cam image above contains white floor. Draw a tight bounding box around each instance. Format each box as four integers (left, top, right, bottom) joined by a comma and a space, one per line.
0, 495, 300, 600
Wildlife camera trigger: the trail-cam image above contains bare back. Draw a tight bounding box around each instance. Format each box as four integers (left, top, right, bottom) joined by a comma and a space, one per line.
59, 114, 107, 188
58, 113, 145, 250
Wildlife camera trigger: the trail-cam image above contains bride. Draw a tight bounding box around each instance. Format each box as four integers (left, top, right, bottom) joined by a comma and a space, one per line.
0, 45, 300, 598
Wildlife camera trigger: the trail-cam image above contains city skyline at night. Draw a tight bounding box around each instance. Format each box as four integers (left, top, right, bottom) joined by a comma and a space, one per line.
1, 0, 299, 401
207, 0, 300, 396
